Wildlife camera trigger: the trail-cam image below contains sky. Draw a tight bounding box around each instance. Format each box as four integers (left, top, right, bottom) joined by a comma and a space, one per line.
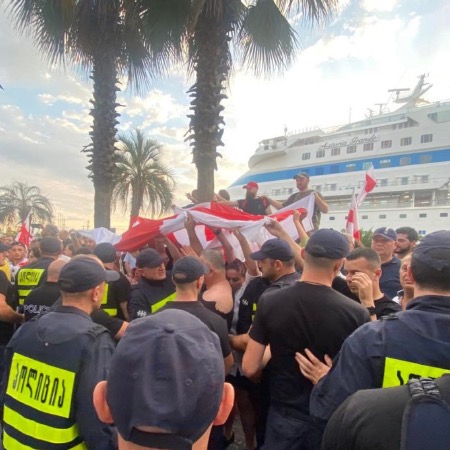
1, 0, 450, 233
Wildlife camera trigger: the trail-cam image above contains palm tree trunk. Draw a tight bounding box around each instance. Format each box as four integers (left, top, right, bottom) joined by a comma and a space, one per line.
188, 5, 233, 202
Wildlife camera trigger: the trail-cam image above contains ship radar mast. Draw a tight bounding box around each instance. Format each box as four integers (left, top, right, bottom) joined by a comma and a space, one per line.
388, 74, 433, 109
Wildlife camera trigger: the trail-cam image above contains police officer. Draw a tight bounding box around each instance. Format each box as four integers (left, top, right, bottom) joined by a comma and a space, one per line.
14, 236, 61, 306
1, 257, 119, 449
128, 248, 176, 320
93, 242, 130, 320
306, 230, 450, 423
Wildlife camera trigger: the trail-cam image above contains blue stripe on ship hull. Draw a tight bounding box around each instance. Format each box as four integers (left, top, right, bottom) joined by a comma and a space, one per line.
229, 148, 450, 187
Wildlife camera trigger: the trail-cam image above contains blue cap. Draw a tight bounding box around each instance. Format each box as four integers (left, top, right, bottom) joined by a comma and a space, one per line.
412, 230, 450, 271
136, 248, 164, 268
305, 229, 349, 259
58, 258, 119, 293
172, 256, 209, 283
373, 227, 397, 241
249, 238, 294, 261
106, 309, 224, 449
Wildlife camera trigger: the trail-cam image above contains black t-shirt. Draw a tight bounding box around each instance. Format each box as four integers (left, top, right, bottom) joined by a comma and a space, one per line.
51, 298, 123, 339
103, 271, 131, 320
23, 282, 61, 321
0, 271, 16, 345
249, 281, 370, 412
237, 197, 269, 215
159, 301, 232, 358
374, 294, 401, 319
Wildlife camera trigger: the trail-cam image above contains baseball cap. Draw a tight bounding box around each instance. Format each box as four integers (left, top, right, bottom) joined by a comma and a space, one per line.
58, 258, 119, 293
249, 238, 294, 261
243, 181, 258, 190
0, 243, 11, 252
93, 242, 117, 264
136, 248, 164, 268
293, 171, 309, 180
172, 256, 208, 283
305, 229, 349, 259
373, 227, 397, 241
40, 237, 62, 253
107, 309, 225, 449
412, 230, 450, 271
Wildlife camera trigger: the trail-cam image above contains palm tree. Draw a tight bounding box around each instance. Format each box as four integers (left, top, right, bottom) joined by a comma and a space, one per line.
0, 182, 54, 226
6, 0, 178, 228
112, 129, 176, 218
141, 0, 336, 201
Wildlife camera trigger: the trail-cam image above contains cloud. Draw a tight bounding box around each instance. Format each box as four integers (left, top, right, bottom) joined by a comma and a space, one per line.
361, 0, 399, 13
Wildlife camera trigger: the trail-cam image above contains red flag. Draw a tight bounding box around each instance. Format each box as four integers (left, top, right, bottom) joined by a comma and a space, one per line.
15, 211, 32, 248
345, 190, 360, 240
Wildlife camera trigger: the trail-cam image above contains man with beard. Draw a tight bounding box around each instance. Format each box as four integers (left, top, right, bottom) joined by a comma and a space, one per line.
216, 181, 271, 215
395, 226, 419, 259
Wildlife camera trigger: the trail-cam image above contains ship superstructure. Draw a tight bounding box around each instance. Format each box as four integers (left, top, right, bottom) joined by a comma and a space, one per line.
228, 75, 450, 234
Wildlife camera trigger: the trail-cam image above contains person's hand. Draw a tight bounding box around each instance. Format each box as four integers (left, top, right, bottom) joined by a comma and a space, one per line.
295, 349, 332, 385
293, 209, 308, 223
348, 272, 374, 307
264, 219, 286, 238
180, 245, 198, 257
232, 227, 243, 238
184, 213, 196, 231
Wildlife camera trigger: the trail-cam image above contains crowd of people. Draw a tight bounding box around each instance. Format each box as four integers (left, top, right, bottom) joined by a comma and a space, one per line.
0, 179, 449, 450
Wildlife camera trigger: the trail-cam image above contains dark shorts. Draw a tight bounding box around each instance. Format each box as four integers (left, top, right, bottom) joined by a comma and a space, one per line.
226, 370, 256, 391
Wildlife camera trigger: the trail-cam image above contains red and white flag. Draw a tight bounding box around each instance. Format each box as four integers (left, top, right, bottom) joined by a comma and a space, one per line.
356, 164, 376, 206
115, 203, 307, 253
15, 211, 33, 248
346, 165, 377, 239
345, 189, 360, 240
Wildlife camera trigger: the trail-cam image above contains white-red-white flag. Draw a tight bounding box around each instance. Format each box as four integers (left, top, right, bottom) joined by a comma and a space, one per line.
356, 164, 376, 206
345, 189, 360, 240
15, 211, 33, 248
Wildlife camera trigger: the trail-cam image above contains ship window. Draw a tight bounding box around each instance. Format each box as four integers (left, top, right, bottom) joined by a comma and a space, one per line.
420, 154, 432, 164
419, 213, 427, 218
302, 152, 310, 160
329, 184, 337, 191
315, 167, 324, 175
331, 148, 341, 156
316, 150, 325, 158
346, 163, 356, 172
329, 216, 335, 221
400, 157, 411, 166
362, 215, 368, 219
264, 144, 269, 150
288, 188, 294, 194
380, 179, 388, 186
400, 137, 412, 146
362, 162, 372, 170
330, 165, 339, 174
420, 134, 433, 143
400, 214, 407, 218
380, 159, 391, 168
441, 213, 449, 217
272, 189, 281, 196
428, 110, 450, 123
347, 145, 357, 154
397, 177, 408, 185
420, 175, 429, 183
363, 143, 374, 151
379, 214, 386, 219
381, 140, 392, 149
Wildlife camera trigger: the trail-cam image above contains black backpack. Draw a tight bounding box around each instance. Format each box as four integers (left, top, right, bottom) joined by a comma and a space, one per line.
401, 376, 450, 450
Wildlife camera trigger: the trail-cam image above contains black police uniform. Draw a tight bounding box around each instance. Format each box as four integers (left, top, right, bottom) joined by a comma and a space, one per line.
15, 256, 55, 306
0, 306, 117, 450
311, 295, 450, 422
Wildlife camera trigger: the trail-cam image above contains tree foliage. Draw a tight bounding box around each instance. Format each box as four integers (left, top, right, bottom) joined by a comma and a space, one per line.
0, 181, 54, 226
112, 129, 176, 218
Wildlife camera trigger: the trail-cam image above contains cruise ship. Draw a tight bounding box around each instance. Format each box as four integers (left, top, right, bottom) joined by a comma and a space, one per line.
228, 75, 450, 235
